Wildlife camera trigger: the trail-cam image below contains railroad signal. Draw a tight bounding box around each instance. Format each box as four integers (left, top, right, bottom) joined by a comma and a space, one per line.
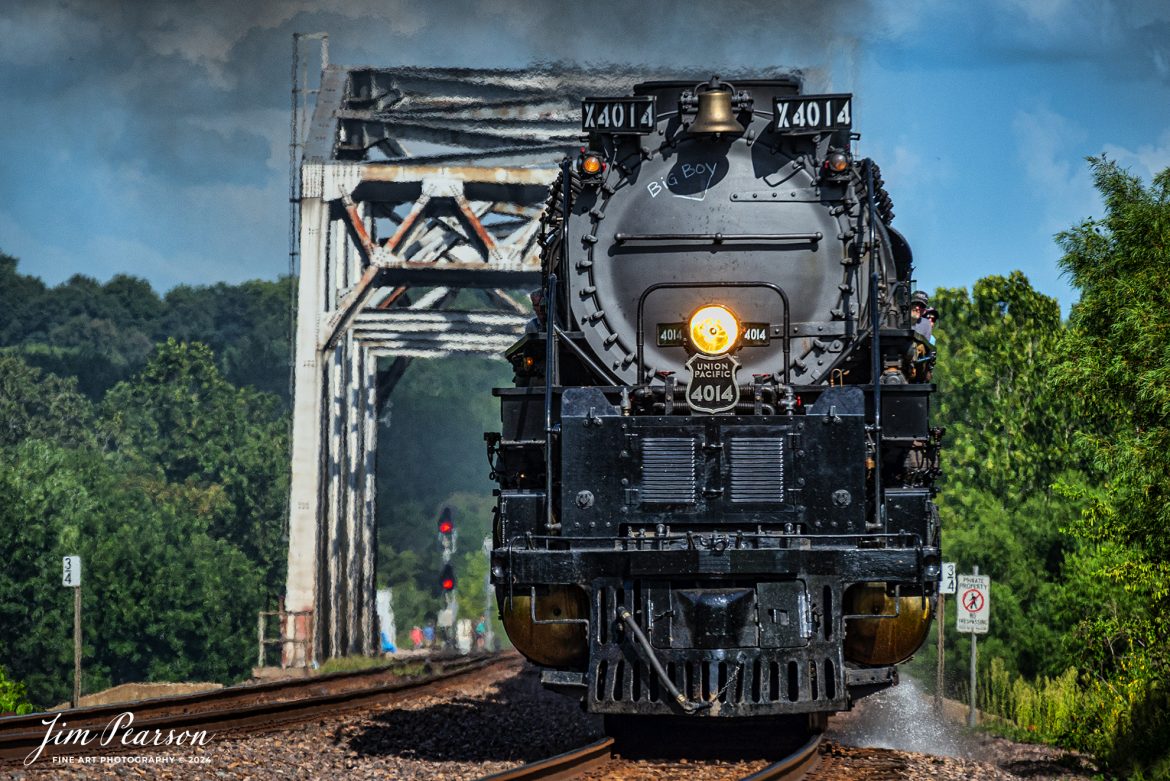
437, 506, 457, 556
440, 563, 456, 592
438, 507, 454, 536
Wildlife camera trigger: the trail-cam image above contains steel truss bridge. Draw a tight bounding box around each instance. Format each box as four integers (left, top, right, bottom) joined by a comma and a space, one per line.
282, 45, 670, 664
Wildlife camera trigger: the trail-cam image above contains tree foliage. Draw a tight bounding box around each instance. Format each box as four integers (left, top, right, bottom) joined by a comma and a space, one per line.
1049, 158, 1170, 774
100, 340, 289, 603
902, 274, 1089, 683
0, 254, 292, 401
932, 272, 1083, 500
0, 352, 266, 706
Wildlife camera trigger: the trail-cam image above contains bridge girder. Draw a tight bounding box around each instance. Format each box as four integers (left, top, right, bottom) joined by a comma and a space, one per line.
283, 64, 654, 665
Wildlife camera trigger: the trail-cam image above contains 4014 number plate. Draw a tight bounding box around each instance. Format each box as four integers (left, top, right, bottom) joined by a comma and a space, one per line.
582, 96, 657, 133
686, 354, 741, 414
773, 94, 852, 133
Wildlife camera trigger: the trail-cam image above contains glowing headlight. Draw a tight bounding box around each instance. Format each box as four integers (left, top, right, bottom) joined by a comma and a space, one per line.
688, 305, 740, 355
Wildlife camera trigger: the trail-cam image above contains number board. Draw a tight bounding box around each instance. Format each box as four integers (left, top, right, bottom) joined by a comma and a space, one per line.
656, 322, 771, 348
741, 323, 770, 346
656, 322, 685, 347
773, 94, 852, 133
582, 96, 657, 134
956, 574, 990, 634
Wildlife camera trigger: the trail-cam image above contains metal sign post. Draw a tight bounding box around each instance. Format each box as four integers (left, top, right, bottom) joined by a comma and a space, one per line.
936, 562, 956, 709
62, 556, 82, 708
956, 566, 990, 727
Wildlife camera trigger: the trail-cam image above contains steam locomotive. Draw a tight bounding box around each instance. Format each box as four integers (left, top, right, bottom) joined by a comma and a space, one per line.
486, 75, 942, 725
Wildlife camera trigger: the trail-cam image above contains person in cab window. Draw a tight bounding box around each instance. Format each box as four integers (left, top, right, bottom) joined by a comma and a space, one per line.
910, 290, 932, 341
923, 307, 938, 346
525, 289, 547, 334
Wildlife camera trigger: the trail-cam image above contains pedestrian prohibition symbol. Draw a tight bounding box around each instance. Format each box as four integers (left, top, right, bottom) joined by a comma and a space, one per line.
956, 574, 990, 634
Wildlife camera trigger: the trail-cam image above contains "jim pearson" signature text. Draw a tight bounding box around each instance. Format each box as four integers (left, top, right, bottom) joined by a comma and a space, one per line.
24, 712, 212, 765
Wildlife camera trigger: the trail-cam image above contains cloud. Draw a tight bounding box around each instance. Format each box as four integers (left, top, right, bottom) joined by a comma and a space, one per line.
1104, 130, 1170, 183
0, 0, 1165, 296
1012, 107, 1102, 233
879, 0, 1170, 85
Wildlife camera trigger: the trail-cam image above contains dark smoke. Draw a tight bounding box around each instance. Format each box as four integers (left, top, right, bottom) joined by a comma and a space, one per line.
3, 0, 1165, 200
0, 0, 1166, 290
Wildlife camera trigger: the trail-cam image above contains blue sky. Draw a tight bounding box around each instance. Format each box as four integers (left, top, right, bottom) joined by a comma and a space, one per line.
1, 0, 1167, 313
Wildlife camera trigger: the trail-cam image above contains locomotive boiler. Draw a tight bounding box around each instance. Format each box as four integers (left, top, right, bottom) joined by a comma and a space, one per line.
486, 75, 942, 723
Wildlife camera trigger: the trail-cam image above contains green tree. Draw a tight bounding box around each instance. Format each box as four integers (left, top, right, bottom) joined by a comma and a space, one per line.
100, 340, 289, 602
157, 279, 294, 402
0, 665, 33, 715
932, 272, 1082, 501
0, 252, 293, 402
0, 355, 95, 449
913, 274, 1089, 683
0, 440, 260, 706
1049, 158, 1170, 775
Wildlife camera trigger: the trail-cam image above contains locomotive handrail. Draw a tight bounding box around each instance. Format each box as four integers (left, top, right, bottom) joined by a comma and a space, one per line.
865, 159, 884, 531
544, 272, 559, 532
615, 231, 822, 244
507, 531, 927, 548
553, 324, 621, 384
634, 280, 791, 385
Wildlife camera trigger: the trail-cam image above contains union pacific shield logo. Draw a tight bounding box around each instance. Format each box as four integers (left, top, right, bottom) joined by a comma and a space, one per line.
685, 354, 741, 414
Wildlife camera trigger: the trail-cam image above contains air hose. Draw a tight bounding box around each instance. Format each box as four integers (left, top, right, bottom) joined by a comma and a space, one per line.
616, 607, 709, 713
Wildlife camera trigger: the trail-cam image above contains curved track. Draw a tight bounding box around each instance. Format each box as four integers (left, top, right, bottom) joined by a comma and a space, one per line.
478, 732, 822, 781
0, 653, 505, 765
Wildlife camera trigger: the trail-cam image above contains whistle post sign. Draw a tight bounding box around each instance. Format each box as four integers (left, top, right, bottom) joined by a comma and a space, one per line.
62, 556, 82, 587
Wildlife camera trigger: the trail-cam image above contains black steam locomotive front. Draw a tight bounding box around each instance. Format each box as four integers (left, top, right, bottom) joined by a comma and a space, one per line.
487, 76, 942, 719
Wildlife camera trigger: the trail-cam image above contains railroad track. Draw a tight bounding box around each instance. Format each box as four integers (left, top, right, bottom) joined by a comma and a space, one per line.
479, 732, 822, 781
0, 652, 508, 765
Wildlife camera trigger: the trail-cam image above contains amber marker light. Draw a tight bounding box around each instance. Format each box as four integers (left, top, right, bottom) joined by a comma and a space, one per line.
580, 154, 603, 175
825, 151, 850, 173
688, 304, 740, 355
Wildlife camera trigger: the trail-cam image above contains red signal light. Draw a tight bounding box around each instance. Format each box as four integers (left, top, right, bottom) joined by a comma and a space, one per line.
441, 577, 455, 591
440, 563, 456, 592
437, 507, 454, 536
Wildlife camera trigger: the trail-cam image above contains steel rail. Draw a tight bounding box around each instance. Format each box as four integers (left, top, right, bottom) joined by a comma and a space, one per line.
476, 731, 822, 781
477, 737, 614, 781
741, 733, 823, 781
0, 653, 509, 765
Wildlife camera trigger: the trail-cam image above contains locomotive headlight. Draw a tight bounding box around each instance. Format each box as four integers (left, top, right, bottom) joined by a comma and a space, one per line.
688, 305, 740, 355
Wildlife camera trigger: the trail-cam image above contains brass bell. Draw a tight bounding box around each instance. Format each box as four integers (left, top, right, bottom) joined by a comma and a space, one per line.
689, 77, 745, 136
